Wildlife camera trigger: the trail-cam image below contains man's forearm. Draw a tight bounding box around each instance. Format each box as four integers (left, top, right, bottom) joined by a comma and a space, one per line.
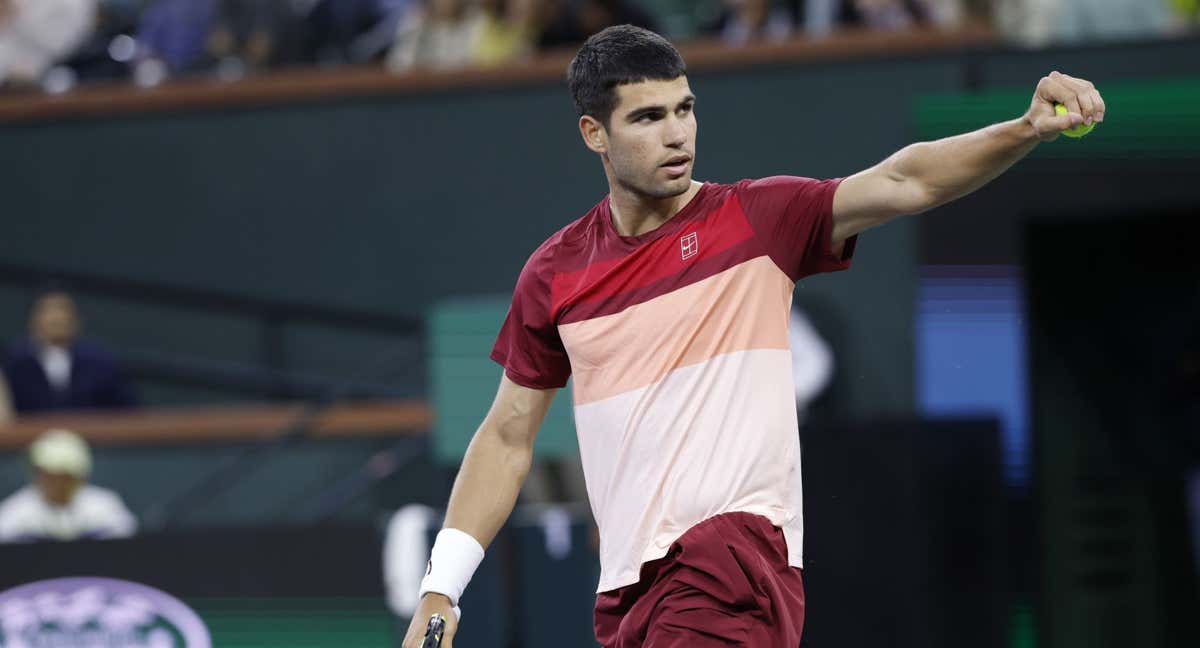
441, 423, 533, 549
891, 117, 1040, 211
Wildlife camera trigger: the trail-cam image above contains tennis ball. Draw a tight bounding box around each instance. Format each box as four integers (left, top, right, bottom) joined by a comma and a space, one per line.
1054, 103, 1094, 138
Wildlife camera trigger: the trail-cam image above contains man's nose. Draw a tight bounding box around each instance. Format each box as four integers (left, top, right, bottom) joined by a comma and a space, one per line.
664, 114, 687, 148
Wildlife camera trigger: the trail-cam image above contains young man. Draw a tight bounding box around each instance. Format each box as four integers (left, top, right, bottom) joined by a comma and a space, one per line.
403, 25, 1105, 647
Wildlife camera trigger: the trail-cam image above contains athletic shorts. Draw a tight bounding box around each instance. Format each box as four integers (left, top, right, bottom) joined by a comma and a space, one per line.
593, 511, 805, 647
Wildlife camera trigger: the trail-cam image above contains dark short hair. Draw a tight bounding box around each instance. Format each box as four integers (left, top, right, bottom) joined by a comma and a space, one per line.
28, 283, 74, 313
567, 25, 687, 127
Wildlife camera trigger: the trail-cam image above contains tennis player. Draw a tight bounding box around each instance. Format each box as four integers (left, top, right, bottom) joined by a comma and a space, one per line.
402, 25, 1105, 647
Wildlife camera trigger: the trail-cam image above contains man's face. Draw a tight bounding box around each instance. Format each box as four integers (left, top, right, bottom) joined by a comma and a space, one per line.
30, 293, 79, 348
35, 469, 82, 508
601, 76, 697, 200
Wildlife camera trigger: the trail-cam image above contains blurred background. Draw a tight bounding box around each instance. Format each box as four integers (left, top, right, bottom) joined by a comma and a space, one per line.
0, 1, 1197, 647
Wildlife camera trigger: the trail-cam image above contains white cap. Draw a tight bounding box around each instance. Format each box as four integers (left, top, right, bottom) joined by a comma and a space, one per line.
29, 429, 92, 478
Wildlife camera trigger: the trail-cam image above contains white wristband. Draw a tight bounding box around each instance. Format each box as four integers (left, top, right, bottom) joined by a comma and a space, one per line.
418, 528, 485, 612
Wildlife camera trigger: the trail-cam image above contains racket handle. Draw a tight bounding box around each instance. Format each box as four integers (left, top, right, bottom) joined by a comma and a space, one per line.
421, 613, 446, 648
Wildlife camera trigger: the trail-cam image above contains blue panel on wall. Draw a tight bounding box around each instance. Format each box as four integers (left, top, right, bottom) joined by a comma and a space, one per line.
917, 265, 1029, 487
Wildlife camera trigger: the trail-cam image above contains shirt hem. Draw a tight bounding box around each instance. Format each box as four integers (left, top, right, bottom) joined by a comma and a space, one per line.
595, 508, 803, 593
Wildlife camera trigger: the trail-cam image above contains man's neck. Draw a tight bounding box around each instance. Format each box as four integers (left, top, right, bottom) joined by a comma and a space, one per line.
608, 180, 702, 238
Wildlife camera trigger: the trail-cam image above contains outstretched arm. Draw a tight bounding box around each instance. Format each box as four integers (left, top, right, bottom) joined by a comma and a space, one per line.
831, 71, 1107, 244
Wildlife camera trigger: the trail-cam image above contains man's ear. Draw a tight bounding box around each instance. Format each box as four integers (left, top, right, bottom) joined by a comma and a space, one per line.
579, 115, 608, 154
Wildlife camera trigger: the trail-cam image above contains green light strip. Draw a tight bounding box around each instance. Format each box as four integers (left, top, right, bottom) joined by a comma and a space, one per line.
915, 77, 1200, 158
1010, 601, 1037, 648
188, 598, 394, 648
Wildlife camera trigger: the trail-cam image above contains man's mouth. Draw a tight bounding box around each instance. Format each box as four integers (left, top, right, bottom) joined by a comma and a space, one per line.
661, 156, 691, 176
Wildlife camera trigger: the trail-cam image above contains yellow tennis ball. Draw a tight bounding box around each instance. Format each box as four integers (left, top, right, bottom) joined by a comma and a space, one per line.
1054, 103, 1095, 138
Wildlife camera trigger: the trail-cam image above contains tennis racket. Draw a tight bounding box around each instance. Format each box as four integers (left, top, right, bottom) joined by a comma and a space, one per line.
421, 613, 446, 648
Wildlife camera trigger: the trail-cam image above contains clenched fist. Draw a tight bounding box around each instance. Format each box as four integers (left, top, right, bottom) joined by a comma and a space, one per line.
1024, 71, 1107, 141
401, 594, 458, 648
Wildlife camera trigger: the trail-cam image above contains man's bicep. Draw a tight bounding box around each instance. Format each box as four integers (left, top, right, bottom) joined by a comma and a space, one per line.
484, 373, 558, 449
831, 163, 925, 243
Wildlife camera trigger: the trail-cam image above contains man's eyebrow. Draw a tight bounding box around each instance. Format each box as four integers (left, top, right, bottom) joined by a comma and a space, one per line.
625, 105, 665, 121
624, 95, 696, 121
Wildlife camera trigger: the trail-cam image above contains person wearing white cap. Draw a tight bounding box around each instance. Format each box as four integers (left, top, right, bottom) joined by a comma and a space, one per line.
0, 429, 137, 543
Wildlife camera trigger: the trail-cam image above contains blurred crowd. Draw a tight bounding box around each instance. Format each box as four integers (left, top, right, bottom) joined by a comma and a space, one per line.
0, 0, 1194, 93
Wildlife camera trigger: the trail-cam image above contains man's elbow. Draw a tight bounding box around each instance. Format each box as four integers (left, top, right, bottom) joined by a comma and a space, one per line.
485, 417, 537, 473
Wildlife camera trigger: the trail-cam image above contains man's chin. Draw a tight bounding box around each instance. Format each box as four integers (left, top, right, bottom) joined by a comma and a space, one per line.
620, 174, 693, 200
650, 177, 693, 199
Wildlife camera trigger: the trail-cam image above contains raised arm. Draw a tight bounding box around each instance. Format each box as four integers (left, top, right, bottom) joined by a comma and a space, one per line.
402, 374, 557, 648
831, 71, 1106, 244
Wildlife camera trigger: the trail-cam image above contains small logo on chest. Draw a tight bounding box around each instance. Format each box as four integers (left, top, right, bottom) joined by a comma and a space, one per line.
680, 232, 699, 261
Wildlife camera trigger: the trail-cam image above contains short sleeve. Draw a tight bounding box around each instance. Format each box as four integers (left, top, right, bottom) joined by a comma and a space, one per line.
490, 250, 572, 390
737, 176, 856, 281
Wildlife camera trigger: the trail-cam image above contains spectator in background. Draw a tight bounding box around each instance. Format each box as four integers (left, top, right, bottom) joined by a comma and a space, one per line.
710, 0, 794, 45
3, 290, 137, 414
207, 0, 287, 76
387, 0, 483, 70
539, 0, 660, 49
994, 0, 1174, 47
1176, 0, 1200, 25
60, 0, 146, 83
0, 429, 137, 543
134, 0, 217, 76
845, 0, 924, 29
302, 0, 414, 65
793, 0, 967, 36
473, 0, 539, 66
0, 0, 97, 88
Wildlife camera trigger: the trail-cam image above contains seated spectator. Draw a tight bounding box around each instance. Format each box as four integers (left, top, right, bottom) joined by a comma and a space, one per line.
0, 429, 137, 543
995, 0, 1174, 47
843, 0, 925, 30
206, 0, 288, 76
1177, 0, 1200, 25
709, 0, 795, 45
539, 0, 660, 49
473, 0, 539, 66
0, 0, 98, 88
303, 0, 415, 65
59, 0, 144, 83
3, 290, 137, 414
793, 0, 967, 35
137, 0, 301, 79
387, 0, 484, 71
134, 0, 218, 76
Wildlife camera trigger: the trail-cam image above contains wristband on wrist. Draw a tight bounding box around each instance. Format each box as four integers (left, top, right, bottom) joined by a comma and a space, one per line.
418, 528, 485, 616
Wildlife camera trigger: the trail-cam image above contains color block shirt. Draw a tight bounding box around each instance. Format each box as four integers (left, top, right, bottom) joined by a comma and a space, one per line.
491, 177, 856, 592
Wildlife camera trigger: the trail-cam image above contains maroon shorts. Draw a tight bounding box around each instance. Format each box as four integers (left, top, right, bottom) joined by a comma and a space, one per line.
593, 512, 805, 647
